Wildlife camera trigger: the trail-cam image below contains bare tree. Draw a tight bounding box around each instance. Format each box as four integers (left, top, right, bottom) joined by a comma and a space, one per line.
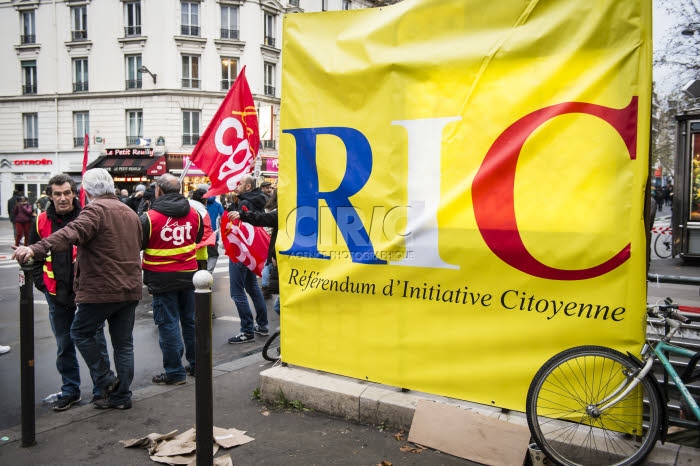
655, 0, 700, 88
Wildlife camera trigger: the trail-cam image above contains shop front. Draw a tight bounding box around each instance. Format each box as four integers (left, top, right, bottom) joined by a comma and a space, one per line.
1, 155, 54, 218
87, 147, 164, 194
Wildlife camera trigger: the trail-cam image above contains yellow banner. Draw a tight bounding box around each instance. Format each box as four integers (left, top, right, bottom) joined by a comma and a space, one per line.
278, 0, 652, 410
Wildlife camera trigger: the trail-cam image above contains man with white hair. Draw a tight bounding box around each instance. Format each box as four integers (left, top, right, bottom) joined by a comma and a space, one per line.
13, 168, 143, 410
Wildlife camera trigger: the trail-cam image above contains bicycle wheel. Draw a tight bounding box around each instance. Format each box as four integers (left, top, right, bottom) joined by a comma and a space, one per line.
262, 330, 281, 362
526, 346, 661, 466
653, 232, 672, 259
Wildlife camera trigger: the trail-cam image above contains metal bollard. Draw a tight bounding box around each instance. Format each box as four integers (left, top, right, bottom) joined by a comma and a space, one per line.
19, 261, 36, 447
193, 270, 213, 466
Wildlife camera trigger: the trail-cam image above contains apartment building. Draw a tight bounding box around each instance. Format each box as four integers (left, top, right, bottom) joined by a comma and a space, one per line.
0, 0, 387, 217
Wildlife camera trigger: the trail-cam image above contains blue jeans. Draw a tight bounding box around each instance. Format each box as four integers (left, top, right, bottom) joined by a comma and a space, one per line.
45, 293, 106, 398
229, 261, 268, 334
152, 289, 195, 380
274, 296, 280, 315
71, 301, 137, 404
261, 261, 272, 288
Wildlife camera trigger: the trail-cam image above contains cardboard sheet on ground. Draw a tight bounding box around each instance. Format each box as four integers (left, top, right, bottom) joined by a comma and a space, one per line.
122, 426, 253, 465
408, 400, 530, 466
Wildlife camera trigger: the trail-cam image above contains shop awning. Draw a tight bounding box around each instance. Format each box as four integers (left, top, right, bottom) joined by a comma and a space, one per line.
87, 155, 163, 176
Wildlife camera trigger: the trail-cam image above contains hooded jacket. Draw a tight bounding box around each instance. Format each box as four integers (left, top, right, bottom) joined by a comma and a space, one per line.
140, 193, 204, 294
29, 198, 81, 307
234, 188, 267, 213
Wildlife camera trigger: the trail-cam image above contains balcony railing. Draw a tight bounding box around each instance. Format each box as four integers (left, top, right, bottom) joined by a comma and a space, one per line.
264, 35, 276, 47
73, 82, 89, 92
182, 78, 201, 89
71, 30, 87, 41
20, 34, 36, 44
73, 137, 85, 147
23, 84, 37, 94
262, 139, 276, 149
181, 25, 200, 36
182, 134, 200, 146
124, 25, 142, 36
220, 28, 239, 40
127, 136, 143, 146
221, 79, 233, 90
24, 138, 38, 148
125, 79, 142, 89
264, 85, 275, 96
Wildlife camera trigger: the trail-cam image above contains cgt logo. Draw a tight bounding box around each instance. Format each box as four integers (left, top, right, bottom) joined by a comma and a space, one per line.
281, 98, 638, 281
0, 159, 12, 169
161, 218, 193, 246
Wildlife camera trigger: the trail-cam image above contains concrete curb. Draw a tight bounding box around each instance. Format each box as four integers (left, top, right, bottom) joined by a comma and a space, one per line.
259, 365, 700, 466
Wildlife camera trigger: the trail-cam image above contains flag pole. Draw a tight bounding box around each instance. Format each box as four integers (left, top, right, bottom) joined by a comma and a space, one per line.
178, 159, 193, 192
80, 133, 89, 207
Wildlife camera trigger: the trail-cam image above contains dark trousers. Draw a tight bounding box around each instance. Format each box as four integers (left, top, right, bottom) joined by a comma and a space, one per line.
71, 301, 137, 403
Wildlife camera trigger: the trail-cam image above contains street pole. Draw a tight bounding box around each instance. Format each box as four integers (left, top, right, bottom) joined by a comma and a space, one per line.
19, 262, 36, 447
193, 270, 213, 465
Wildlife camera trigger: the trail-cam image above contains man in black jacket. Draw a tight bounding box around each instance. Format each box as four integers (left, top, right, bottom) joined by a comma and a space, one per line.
226, 175, 269, 344
29, 174, 107, 411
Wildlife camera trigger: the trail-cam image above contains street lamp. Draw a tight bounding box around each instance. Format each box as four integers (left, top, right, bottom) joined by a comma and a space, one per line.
138, 65, 157, 85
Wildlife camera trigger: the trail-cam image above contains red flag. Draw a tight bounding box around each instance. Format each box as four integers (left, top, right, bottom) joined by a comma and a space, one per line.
80, 133, 89, 207
221, 208, 270, 276
189, 66, 259, 198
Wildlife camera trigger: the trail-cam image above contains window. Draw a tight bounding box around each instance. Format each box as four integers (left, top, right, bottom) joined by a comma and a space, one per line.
71, 5, 88, 41
125, 55, 142, 89
264, 62, 276, 96
181, 2, 200, 36
264, 13, 275, 47
22, 60, 37, 94
124, 1, 142, 36
289, 0, 299, 6
21, 10, 36, 44
23, 113, 38, 148
74, 112, 89, 147
343, 1, 351, 10
322, 0, 328, 11
182, 54, 200, 89
221, 57, 237, 90
182, 110, 200, 145
220, 5, 239, 39
73, 58, 88, 92
126, 110, 143, 145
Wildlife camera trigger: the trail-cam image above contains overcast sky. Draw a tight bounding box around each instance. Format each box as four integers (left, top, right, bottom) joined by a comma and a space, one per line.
653, 2, 685, 94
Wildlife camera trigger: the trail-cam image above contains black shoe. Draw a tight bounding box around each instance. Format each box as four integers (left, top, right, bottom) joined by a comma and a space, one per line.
89, 394, 104, 404
254, 325, 269, 336
93, 397, 132, 410
262, 287, 272, 300
53, 393, 81, 411
228, 333, 255, 344
185, 365, 195, 377
152, 373, 186, 385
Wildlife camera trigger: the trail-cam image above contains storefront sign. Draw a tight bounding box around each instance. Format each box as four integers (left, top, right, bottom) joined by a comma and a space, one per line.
105, 148, 153, 156
2, 158, 53, 166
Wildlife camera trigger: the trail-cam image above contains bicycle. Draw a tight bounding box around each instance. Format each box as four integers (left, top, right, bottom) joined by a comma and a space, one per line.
262, 327, 281, 362
653, 226, 672, 259
525, 298, 700, 465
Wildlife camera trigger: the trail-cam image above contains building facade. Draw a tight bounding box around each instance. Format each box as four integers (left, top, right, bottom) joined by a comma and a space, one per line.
0, 0, 387, 217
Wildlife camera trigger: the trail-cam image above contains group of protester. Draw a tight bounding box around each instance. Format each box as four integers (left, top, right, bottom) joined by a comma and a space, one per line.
10, 168, 278, 412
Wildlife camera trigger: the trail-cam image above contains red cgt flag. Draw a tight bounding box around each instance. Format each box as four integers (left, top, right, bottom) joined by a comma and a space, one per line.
221, 208, 270, 276
189, 66, 259, 198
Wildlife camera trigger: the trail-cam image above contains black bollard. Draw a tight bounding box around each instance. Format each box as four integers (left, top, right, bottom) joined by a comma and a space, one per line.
19, 262, 36, 447
193, 270, 213, 465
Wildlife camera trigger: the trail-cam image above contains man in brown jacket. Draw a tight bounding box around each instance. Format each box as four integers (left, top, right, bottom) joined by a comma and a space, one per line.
13, 168, 142, 410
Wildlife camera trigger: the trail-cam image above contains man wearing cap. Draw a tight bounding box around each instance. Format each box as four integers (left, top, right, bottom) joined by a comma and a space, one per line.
125, 184, 147, 214
259, 181, 274, 199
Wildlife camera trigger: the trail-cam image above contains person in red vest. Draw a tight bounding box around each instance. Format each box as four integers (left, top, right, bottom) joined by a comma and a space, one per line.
141, 173, 203, 384
29, 173, 108, 411
13, 168, 143, 411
